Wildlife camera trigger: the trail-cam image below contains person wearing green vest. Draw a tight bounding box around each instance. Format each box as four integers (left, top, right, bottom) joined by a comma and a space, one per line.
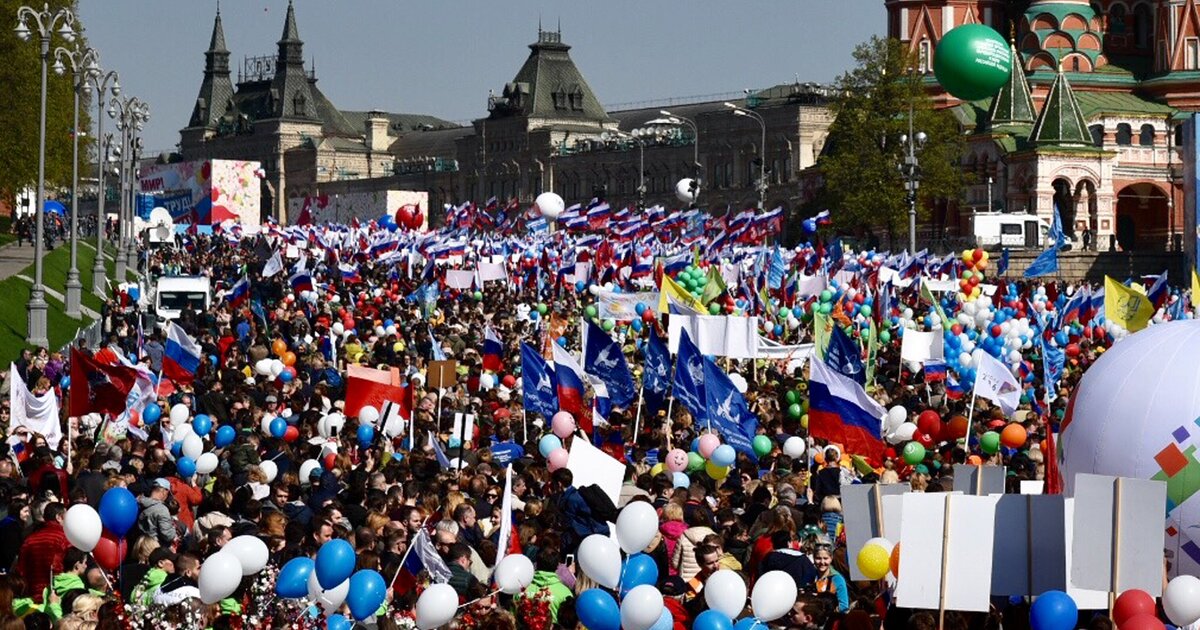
516, 546, 573, 624
130, 548, 177, 607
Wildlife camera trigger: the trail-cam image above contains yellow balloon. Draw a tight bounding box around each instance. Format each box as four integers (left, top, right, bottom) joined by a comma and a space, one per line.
801, 413, 809, 430
961, 249, 973, 262
705, 461, 730, 480
650, 463, 664, 477
975, 258, 988, 270
980, 250, 990, 262
857, 544, 891, 580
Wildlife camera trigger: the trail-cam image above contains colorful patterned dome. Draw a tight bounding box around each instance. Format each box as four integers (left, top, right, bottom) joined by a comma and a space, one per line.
1020, 0, 1106, 72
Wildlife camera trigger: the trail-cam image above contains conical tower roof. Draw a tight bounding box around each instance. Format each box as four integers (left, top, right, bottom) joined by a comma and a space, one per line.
987, 44, 1036, 129
188, 5, 233, 129
1030, 64, 1091, 146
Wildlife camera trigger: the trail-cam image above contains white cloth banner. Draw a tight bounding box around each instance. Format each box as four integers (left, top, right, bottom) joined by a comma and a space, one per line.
900, 329, 945, 364
667, 315, 759, 359
597, 291, 659, 320
9, 364, 61, 450
445, 269, 475, 290
797, 272, 829, 298
755, 339, 814, 361
878, 267, 915, 288
924, 279, 999, 297
476, 262, 508, 283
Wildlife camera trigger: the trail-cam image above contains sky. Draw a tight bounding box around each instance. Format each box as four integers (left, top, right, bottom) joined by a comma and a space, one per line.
77, 0, 884, 154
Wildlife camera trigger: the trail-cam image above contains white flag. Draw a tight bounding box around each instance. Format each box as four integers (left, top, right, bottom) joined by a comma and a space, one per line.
9, 364, 62, 449
262, 250, 284, 278
900, 329, 945, 364
971, 350, 1021, 415
493, 464, 515, 573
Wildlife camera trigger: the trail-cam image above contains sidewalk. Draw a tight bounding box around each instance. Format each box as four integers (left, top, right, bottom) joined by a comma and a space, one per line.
0, 242, 36, 282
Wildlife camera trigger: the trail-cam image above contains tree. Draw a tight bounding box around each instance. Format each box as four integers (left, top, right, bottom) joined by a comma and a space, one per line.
815, 36, 965, 244
0, 0, 92, 213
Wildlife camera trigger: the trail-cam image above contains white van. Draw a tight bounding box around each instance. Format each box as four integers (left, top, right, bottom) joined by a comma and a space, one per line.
154, 276, 211, 323
973, 212, 1050, 249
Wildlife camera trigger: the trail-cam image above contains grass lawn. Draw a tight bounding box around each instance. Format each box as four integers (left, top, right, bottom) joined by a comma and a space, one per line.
42, 242, 121, 315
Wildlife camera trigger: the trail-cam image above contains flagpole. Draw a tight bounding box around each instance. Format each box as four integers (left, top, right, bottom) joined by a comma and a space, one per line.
633, 381, 644, 443
664, 397, 674, 450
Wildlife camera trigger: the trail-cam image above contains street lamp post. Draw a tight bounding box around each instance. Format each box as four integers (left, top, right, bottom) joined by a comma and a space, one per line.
85, 68, 119, 297
109, 96, 148, 284
52, 42, 98, 319
724, 102, 768, 210
602, 129, 658, 210
15, 2, 76, 347
899, 102, 926, 254
659, 109, 702, 188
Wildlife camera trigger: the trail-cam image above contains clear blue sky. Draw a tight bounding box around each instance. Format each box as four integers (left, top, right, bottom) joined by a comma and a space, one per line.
78, 0, 884, 154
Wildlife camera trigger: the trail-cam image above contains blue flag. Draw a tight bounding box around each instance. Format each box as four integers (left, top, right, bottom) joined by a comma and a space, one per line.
702, 357, 759, 461
999, 248, 1010, 276
824, 325, 865, 385
642, 332, 672, 415
767, 246, 786, 290
428, 431, 452, 468
520, 343, 559, 418
1023, 247, 1059, 278
583, 321, 636, 407
1043, 342, 1065, 404
672, 329, 707, 423
430, 327, 447, 361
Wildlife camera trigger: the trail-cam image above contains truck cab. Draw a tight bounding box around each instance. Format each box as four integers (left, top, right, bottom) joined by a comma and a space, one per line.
973, 213, 1050, 249
154, 276, 211, 324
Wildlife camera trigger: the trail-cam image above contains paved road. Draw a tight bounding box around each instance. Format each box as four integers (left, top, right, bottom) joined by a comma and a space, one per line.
0, 242, 36, 281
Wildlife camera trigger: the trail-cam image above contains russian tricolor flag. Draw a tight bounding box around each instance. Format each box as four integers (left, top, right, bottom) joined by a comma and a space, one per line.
808, 359, 887, 463
163, 322, 202, 384
290, 272, 314, 294
551, 343, 591, 434
482, 326, 503, 372
924, 359, 947, 383
945, 374, 965, 400
227, 276, 250, 309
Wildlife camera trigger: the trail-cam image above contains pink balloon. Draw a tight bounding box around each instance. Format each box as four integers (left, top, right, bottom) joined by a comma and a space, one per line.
664, 448, 689, 473
547, 448, 569, 471
698, 434, 722, 459
551, 411, 576, 439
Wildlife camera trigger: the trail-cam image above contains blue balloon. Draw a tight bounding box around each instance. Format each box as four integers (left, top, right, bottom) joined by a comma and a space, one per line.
619, 553, 659, 598
276, 557, 315, 598
557, 336, 568, 347
695, 610, 734, 630
143, 403, 162, 425
672, 472, 690, 488
383, 319, 394, 328
631, 319, 643, 332
575, 280, 587, 293
279, 369, 294, 383
357, 425, 375, 447
1029, 590, 1077, 630
177, 456, 197, 478
635, 302, 647, 315
690, 437, 701, 453
529, 310, 540, 321
538, 434, 561, 458
649, 608, 675, 630
448, 436, 462, 448
170, 441, 183, 458
734, 618, 764, 630
214, 425, 237, 448
315, 539, 356, 589
710, 444, 736, 467
269, 417, 287, 438
576, 589, 620, 630
98, 487, 138, 537
345, 569, 388, 621
59, 376, 70, 390
192, 414, 212, 436
327, 615, 352, 630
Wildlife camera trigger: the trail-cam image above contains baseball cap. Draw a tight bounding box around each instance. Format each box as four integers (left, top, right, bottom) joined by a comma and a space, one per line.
265, 395, 279, 403
153, 478, 171, 491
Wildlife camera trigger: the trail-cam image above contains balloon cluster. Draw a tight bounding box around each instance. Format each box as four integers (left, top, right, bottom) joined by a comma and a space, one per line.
537, 412, 577, 471
275, 539, 389, 621
958, 248, 988, 302
784, 390, 809, 430
855, 537, 896, 580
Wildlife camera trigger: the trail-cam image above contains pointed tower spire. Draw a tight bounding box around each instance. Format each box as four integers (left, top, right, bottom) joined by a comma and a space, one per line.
208, 2, 227, 55
188, 3, 233, 130
987, 43, 1036, 129
1030, 64, 1091, 146
278, 0, 303, 65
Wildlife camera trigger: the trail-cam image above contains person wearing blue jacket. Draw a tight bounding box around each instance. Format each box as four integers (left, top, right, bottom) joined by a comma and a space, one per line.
551, 468, 609, 554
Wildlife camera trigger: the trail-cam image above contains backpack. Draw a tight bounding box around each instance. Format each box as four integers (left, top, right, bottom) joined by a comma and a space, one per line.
577, 484, 618, 523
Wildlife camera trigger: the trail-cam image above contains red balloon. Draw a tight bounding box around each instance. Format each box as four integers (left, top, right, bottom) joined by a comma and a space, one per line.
990, 325, 1003, 337
1065, 343, 1081, 358
916, 432, 935, 448
501, 374, 517, 388
93, 530, 126, 571
1120, 615, 1165, 630
322, 453, 337, 471
283, 426, 299, 443
642, 310, 656, 322
972, 248, 984, 262
950, 324, 963, 336
395, 206, 414, 228
1113, 590, 1157, 627
407, 210, 424, 230
917, 410, 941, 436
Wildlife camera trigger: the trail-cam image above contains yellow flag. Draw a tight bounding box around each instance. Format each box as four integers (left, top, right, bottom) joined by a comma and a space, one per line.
813, 311, 833, 360
1192, 269, 1200, 308
1104, 276, 1154, 332
657, 275, 706, 314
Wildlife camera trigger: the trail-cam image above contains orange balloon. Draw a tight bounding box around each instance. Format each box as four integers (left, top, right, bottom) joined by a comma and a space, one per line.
890, 543, 901, 578
272, 339, 287, 356
1000, 423, 1028, 449
947, 416, 969, 440
282, 351, 297, 367
967, 454, 982, 465
1039, 439, 1049, 453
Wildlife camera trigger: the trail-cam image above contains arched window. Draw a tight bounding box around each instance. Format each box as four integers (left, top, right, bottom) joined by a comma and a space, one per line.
1139, 124, 1155, 146
1116, 123, 1133, 145
1134, 4, 1152, 49
1089, 124, 1105, 146
1110, 4, 1127, 33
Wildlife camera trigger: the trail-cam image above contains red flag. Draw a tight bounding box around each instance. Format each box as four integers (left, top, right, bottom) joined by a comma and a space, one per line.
69, 348, 138, 418
344, 365, 409, 419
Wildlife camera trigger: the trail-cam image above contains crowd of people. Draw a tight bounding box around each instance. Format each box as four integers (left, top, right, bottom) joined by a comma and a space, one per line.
0, 211, 1180, 630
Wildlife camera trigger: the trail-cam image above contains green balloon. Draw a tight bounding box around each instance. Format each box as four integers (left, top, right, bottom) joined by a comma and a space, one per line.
860, 305, 871, 317
819, 303, 833, 315
686, 451, 705, 473
788, 403, 802, 419
819, 290, 833, 303
753, 435, 773, 458
902, 441, 926, 466
602, 319, 615, 331
980, 431, 1001, 454
785, 390, 798, 405
473, 291, 483, 300
708, 303, 721, 315
537, 303, 548, 315
880, 330, 892, 343
933, 24, 1012, 101
585, 305, 598, 318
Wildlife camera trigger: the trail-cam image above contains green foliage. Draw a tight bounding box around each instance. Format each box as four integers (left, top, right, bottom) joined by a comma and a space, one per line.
0, 0, 92, 208
815, 37, 966, 239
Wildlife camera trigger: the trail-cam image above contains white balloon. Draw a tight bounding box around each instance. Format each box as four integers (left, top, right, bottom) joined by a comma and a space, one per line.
224, 535, 269, 575
254, 359, 273, 376
535, 192, 565, 219
1164, 575, 1200, 626
182, 434, 204, 460
728, 373, 748, 394
674, 178, 699, 204
307, 571, 348, 615
479, 373, 495, 390
577, 534, 621, 588
195, 452, 219, 475
170, 403, 191, 425
358, 406, 380, 426
782, 436, 806, 459
63, 504, 102, 552
258, 459, 278, 483
415, 583, 459, 630
331, 322, 345, 336
620, 584, 664, 630
751, 570, 798, 622
299, 459, 320, 485
173, 422, 195, 444
494, 554, 535, 595
270, 360, 284, 377
885, 406, 907, 432
615, 501, 658, 554
319, 413, 346, 438
198, 552, 243, 604
892, 422, 917, 443
704, 569, 748, 619
374, 326, 386, 338
259, 415, 276, 436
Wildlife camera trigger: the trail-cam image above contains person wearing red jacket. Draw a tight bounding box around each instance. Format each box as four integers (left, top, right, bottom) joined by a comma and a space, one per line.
169, 474, 204, 531
16, 502, 69, 603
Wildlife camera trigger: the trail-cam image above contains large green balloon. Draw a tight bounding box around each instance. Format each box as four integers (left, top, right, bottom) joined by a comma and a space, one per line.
786, 390, 799, 405
753, 435, 773, 458
788, 403, 802, 419
902, 441, 926, 466
934, 24, 1012, 101
980, 431, 1001, 454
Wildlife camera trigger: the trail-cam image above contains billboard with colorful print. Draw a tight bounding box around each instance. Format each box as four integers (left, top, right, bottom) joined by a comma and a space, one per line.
138, 159, 263, 226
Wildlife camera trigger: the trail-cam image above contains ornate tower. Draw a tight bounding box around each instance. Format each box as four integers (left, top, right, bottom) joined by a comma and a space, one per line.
183, 6, 234, 140
1019, 0, 1107, 72
885, 0, 1009, 74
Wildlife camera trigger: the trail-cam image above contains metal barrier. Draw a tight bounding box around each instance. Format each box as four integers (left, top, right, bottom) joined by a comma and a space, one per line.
59, 318, 103, 355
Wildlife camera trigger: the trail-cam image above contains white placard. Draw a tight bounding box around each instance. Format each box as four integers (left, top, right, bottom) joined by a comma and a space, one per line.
1070, 474, 1167, 596
567, 435, 625, 507
896, 493, 996, 612
445, 269, 475, 289
991, 495, 1067, 596
842, 484, 908, 580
